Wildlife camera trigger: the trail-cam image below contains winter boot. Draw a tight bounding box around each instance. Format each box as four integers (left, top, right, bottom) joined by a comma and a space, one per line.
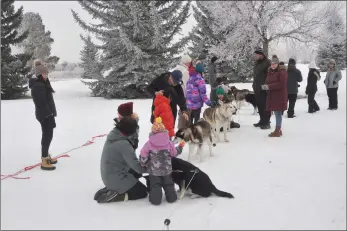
41, 157, 56, 171
260, 123, 271, 130
268, 127, 282, 137
48, 154, 57, 164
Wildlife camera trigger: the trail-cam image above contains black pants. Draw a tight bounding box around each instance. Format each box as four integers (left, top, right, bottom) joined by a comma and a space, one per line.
307, 92, 320, 112
255, 91, 271, 125
150, 99, 177, 125
127, 181, 148, 200
287, 94, 297, 116
149, 175, 177, 205
327, 88, 338, 109
40, 116, 56, 158
190, 108, 202, 125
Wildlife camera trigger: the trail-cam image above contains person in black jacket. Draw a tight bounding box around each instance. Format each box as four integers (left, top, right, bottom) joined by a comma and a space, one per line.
305, 61, 321, 113
29, 59, 57, 171
147, 70, 189, 125
286, 58, 303, 118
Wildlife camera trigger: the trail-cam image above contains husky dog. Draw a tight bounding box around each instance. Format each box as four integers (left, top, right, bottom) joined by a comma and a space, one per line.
203, 99, 236, 143
173, 119, 215, 163
229, 86, 257, 115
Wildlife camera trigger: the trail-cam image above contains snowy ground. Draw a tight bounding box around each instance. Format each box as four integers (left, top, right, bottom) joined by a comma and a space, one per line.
1, 64, 346, 230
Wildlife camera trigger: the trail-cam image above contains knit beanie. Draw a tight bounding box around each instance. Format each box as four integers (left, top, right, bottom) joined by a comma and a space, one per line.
254, 47, 265, 55
116, 116, 138, 136
288, 58, 296, 65
271, 55, 279, 64
195, 63, 205, 73
216, 87, 225, 96
152, 117, 166, 133
181, 54, 192, 64
211, 56, 218, 63
118, 102, 133, 117
33, 59, 48, 76
170, 70, 183, 85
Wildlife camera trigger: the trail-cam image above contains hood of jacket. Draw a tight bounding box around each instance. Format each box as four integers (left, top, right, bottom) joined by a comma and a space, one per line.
107, 127, 129, 143
148, 131, 171, 149
154, 94, 170, 107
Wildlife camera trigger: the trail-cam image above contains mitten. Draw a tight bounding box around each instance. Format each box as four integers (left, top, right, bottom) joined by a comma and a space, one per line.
176, 141, 186, 155
179, 141, 186, 148
333, 81, 337, 85
128, 168, 142, 179
261, 84, 269, 90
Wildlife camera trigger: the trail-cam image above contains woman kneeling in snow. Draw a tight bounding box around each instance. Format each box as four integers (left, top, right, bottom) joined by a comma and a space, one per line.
94, 107, 147, 203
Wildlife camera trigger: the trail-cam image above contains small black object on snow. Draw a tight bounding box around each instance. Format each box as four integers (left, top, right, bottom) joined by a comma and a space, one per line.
164, 218, 171, 226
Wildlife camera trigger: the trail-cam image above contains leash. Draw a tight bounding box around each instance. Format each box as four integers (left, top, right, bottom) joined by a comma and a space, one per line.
163, 168, 199, 230
1, 134, 107, 180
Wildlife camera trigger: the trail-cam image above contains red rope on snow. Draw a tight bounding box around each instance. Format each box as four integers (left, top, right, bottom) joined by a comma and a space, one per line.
1, 134, 107, 181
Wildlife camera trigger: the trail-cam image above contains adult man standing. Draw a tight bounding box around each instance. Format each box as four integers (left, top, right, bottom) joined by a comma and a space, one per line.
147, 70, 189, 125
208, 56, 219, 102
174, 54, 192, 129
286, 58, 303, 118
252, 47, 271, 129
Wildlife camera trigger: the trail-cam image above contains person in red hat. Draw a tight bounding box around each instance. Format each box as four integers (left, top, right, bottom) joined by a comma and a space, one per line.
114, 102, 140, 149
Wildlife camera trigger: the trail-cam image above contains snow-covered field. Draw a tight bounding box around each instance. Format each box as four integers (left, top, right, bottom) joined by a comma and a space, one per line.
1, 64, 346, 230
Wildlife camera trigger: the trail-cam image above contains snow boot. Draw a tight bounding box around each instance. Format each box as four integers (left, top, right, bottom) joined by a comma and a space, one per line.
269, 127, 282, 137
41, 157, 56, 171
48, 154, 57, 164
260, 123, 271, 130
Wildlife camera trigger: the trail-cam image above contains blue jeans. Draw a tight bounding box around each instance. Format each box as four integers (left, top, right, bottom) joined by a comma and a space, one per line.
274, 111, 282, 128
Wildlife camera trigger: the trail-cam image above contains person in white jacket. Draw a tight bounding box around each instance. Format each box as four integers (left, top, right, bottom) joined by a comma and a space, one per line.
174, 54, 192, 129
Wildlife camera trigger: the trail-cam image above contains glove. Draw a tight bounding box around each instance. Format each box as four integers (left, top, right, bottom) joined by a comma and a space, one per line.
178, 141, 186, 148
261, 84, 269, 90
128, 168, 142, 179
333, 81, 337, 85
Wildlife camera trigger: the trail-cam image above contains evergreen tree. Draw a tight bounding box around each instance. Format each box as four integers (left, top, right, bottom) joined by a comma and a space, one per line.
316, 10, 346, 72
72, 0, 191, 99
80, 35, 102, 79
1, 0, 32, 99
17, 12, 59, 71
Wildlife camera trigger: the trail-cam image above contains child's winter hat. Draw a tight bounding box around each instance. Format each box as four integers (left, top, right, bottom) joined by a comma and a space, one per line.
33, 59, 48, 76
195, 63, 205, 73
216, 87, 225, 96
118, 102, 133, 117
152, 117, 166, 133
271, 55, 279, 64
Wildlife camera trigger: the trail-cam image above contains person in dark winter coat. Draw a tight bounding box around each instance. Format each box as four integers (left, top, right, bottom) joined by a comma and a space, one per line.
95, 116, 148, 203
305, 61, 321, 113
29, 59, 58, 171
208, 56, 219, 102
114, 102, 140, 149
261, 56, 287, 137
186, 63, 212, 124
140, 117, 185, 205
324, 59, 342, 110
286, 58, 303, 118
147, 70, 189, 126
252, 47, 272, 129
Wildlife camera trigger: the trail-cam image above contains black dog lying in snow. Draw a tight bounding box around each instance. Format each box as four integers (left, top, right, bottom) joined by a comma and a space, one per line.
144, 157, 234, 199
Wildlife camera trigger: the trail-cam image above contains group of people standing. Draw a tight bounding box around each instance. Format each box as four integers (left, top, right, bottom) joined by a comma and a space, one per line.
252, 47, 343, 137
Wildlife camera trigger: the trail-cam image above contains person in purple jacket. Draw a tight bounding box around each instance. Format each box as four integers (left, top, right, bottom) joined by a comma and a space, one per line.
186, 62, 212, 124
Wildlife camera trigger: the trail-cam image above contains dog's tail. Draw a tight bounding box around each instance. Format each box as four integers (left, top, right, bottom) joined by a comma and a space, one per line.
212, 186, 234, 198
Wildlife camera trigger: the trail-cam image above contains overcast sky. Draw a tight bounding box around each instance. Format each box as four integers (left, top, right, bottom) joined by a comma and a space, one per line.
14, 1, 197, 64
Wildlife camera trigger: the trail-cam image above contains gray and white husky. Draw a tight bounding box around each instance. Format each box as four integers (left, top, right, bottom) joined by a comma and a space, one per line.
173, 119, 215, 163
203, 100, 236, 143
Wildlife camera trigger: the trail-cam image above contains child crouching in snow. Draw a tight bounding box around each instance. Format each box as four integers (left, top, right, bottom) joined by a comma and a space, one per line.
140, 117, 185, 205
153, 89, 175, 138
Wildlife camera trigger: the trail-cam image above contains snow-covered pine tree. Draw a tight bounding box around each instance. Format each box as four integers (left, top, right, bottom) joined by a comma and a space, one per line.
316, 7, 347, 72
80, 35, 102, 79
17, 12, 59, 71
1, 0, 32, 99
72, 0, 191, 99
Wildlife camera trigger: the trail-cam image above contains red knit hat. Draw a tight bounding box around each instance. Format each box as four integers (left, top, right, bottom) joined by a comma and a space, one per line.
118, 102, 133, 117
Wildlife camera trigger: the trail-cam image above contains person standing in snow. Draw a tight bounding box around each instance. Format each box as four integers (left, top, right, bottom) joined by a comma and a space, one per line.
114, 102, 139, 149
305, 61, 321, 113
147, 70, 189, 125
286, 58, 303, 118
186, 62, 212, 124
28, 59, 57, 171
174, 54, 192, 130
208, 56, 219, 102
324, 59, 342, 110
153, 89, 175, 138
261, 55, 287, 137
96, 116, 148, 203
140, 117, 185, 205
253, 47, 272, 129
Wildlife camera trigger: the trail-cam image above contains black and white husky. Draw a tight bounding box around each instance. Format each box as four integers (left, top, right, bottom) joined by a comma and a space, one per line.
173, 119, 215, 163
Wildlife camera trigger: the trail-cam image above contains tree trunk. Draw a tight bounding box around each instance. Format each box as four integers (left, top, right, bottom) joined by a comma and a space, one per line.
262, 40, 269, 57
